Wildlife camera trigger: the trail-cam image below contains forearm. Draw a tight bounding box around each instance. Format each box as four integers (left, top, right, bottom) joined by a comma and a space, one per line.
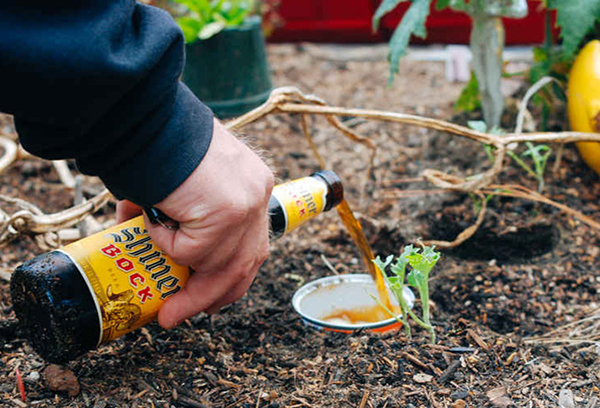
0, 0, 213, 205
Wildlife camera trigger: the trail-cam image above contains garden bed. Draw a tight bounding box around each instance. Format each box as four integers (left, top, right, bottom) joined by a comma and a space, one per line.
0, 43, 599, 407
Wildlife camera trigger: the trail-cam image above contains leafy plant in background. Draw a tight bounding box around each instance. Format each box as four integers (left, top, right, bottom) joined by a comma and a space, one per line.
527, 1, 600, 130
373, 0, 528, 129
172, 0, 256, 42
373, 244, 440, 343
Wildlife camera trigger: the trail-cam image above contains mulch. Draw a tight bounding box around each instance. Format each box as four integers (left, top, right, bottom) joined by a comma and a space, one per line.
0, 43, 599, 407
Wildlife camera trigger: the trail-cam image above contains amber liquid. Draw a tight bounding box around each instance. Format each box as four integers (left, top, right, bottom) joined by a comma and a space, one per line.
335, 199, 393, 313
323, 304, 401, 325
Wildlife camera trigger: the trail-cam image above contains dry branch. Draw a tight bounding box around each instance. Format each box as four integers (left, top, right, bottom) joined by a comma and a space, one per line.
3, 86, 600, 253
228, 86, 600, 247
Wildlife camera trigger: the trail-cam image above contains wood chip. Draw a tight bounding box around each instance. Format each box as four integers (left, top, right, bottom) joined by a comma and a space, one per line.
451, 400, 467, 408
413, 373, 434, 383
467, 329, 490, 350
486, 386, 513, 408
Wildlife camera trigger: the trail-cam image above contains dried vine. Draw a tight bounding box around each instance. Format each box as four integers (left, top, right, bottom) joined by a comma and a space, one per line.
229, 87, 600, 248
2, 85, 600, 254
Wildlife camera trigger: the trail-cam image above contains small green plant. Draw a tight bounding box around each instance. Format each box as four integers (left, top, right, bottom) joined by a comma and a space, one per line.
467, 120, 551, 192
373, 244, 440, 343
172, 0, 256, 42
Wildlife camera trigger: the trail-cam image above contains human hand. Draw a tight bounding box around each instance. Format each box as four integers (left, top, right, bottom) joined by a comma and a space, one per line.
117, 118, 274, 329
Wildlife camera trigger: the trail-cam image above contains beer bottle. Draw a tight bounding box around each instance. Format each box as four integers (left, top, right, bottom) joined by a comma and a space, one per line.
10, 171, 343, 363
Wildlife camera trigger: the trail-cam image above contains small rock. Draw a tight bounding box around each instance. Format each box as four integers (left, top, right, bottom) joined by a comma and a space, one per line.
43, 364, 80, 397
413, 373, 433, 383
27, 371, 40, 381
451, 400, 467, 408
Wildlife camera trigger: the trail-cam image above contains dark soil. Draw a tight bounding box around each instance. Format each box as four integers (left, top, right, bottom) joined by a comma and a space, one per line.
1, 44, 600, 407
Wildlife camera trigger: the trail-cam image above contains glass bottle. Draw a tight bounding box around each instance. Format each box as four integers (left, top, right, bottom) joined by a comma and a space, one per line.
10, 171, 343, 363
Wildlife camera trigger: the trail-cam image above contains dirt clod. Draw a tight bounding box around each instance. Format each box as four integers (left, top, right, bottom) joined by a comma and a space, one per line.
43, 365, 80, 397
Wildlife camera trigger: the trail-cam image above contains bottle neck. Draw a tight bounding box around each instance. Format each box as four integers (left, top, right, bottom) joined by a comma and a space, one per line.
268, 171, 344, 240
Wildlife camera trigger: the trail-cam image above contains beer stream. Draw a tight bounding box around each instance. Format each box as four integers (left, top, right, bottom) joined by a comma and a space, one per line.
323, 199, 397, 324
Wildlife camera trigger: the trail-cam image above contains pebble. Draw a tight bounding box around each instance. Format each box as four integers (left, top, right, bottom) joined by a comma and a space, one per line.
27, 371, 40, 381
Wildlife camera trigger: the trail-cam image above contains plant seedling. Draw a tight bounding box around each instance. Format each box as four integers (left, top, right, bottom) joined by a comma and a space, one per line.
373, 244, 440, 343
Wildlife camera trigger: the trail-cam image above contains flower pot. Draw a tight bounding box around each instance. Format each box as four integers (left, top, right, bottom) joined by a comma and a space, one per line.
182, 15, 272, 119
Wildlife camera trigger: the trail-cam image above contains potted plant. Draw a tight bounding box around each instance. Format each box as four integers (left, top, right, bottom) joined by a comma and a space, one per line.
171, 0, 273, 118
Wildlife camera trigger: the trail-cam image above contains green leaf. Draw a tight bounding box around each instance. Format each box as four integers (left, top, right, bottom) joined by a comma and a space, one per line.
407, 245, 440, 278
467, 120, 487, 133
454, 72, 481, 113
548, 0, 600, 58
373, 0, 406, 31
435, 0, 450, 10
386, 275, 403, 291
406, 269, 425, 289
386, 0, 432, 85
172, 0, 211, 19
176, 17, 202, 43
199, 21, 226, 39
373, 254, 394, 273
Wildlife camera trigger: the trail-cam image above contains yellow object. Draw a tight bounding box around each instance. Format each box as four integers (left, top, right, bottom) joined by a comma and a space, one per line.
568, 40, 600, 177
62, 217, 190, 344
271, 176, 327, 234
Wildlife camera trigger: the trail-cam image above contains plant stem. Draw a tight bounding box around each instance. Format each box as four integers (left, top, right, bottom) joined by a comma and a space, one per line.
506, 150, 537, 179
420, 284, 436, 343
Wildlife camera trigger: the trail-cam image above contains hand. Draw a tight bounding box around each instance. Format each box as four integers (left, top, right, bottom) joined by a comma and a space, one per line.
117, 118, 274, 329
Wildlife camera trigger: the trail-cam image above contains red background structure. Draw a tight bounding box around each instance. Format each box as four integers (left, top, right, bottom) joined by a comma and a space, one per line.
268, 0, 556, 45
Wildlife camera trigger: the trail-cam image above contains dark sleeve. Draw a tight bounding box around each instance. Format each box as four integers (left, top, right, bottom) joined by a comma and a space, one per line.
0, 0, 214, 206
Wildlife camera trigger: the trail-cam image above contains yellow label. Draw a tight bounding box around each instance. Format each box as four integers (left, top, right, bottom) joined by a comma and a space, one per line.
61, 217, 190, 345
272, 176, 327, 234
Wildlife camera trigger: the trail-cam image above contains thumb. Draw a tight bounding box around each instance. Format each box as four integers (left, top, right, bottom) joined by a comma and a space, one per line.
142, 210, 180, 263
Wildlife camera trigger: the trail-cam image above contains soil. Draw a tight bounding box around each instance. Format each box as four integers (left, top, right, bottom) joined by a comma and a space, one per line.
1, 43, 600, 407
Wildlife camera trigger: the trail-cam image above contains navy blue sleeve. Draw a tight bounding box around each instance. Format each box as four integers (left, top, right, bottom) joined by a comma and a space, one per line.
0, 1, 214, 206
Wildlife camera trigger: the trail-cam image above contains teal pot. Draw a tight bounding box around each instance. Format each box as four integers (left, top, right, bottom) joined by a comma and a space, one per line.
182, 15, 272, 119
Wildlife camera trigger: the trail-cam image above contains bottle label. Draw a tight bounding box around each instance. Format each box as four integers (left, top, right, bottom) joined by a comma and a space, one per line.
61, 217, 190, 345
271, 176, 328, 234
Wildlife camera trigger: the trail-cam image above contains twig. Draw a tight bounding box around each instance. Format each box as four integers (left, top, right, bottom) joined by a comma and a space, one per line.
74, 176, 88, 238
421, 191, 488, 249
515, 76, 561, 135
359, 389, 370, 408
52, 160, 76, 188
255, 388, 263, 408
438, 359, 461, 384
15, 366, 26, 402
0, 137, 18, 173
320, 254, 341, 275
